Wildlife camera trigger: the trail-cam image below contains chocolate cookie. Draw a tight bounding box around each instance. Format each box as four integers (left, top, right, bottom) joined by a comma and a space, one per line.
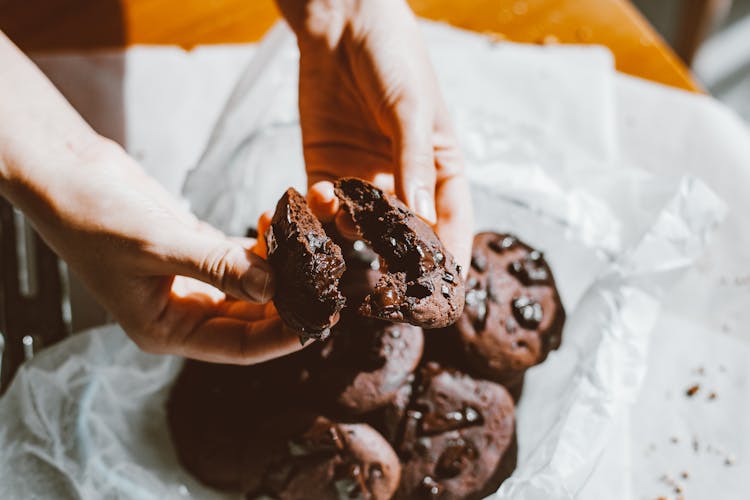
394, 363, 515, 500
254, 416, 401, 500
166, 352, 316, 491
334, 178, 465, 329
365, 381, 413, 445
266, 188, 346, 343
455, 232, 564, 387
311, 318, 424, 415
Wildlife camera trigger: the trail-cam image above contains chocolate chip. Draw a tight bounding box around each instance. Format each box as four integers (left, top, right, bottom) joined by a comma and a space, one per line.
489, 235, 517, 253
512, 296, 543, 328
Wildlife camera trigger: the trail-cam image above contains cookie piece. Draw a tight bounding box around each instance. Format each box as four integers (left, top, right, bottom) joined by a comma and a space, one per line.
334, 178, 465, 329
455, 232, 564, 386
255, 417, 401, 500
312, 318, 424, 415
266, 188, 346, 343
395, 363, 515, 500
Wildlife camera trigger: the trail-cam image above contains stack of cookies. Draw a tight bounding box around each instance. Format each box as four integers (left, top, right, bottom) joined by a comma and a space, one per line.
167, 179, 565, 499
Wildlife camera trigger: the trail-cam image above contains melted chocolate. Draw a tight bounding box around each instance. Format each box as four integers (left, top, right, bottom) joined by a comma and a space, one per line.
374, 287, 402, 310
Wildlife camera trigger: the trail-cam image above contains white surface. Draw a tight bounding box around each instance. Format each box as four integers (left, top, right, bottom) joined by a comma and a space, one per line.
615, 74, 750, 500
0, 20, 746, 500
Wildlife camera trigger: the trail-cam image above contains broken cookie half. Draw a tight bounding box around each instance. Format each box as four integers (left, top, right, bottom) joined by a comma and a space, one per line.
334, 178, 465, 329
266, 188, 347, 343
265, 179, 466, 342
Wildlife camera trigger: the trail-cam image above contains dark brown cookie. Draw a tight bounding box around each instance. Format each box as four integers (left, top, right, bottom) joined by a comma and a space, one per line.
364, 381, 413, 445
334, 178, 465, 329
254, 417, 401, 500
455, 232, 565, 387
266, 188, 346, 343
394, 363, 515, 500
311, 317, 424, 415
166, 352, 317, 492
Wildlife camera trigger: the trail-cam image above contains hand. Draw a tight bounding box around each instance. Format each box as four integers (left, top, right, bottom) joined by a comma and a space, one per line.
8, 139, 309, 363
0, 32, 308, 364
277, 0, 473, 270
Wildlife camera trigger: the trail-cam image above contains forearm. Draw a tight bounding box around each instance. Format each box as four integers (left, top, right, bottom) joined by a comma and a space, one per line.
0, 31, 103, 212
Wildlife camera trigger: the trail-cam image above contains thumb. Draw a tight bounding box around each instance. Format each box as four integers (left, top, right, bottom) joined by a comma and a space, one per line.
391, 101, 437, 225
161, 230, 275, 303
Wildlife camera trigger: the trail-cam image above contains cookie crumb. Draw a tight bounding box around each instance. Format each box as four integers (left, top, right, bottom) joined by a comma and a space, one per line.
681, 471, 689, 479
708, 391, 717, 400
686, 384, 700, 397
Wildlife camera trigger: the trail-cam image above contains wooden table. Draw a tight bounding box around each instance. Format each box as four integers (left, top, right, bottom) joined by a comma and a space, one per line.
1, 0, 700, 92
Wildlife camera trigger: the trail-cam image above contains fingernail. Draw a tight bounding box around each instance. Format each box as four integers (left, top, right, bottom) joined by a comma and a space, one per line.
413, 187, 437, 225
243, 266, 273, 303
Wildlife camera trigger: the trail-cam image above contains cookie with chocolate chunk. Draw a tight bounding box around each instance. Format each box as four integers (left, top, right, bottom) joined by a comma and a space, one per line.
255, 417, 401, 500
312, 317, 423, 415
166, 352, 317, 491
334, 178, 465, 329
265, 188, 346, 343
394, 363, 515, 499
455, 232, 565, 387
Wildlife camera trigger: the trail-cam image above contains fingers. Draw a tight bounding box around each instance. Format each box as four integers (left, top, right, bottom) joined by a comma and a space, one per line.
255, 211, 273, 258
307, 180, 358, 241
434, 148, 473, 277
307, 181, 339, 222
161, 229, 275, 304
129, 288, 303, 364
391, 101, 438, 225
178, 316, 307, 365
216, 298, 273, 322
